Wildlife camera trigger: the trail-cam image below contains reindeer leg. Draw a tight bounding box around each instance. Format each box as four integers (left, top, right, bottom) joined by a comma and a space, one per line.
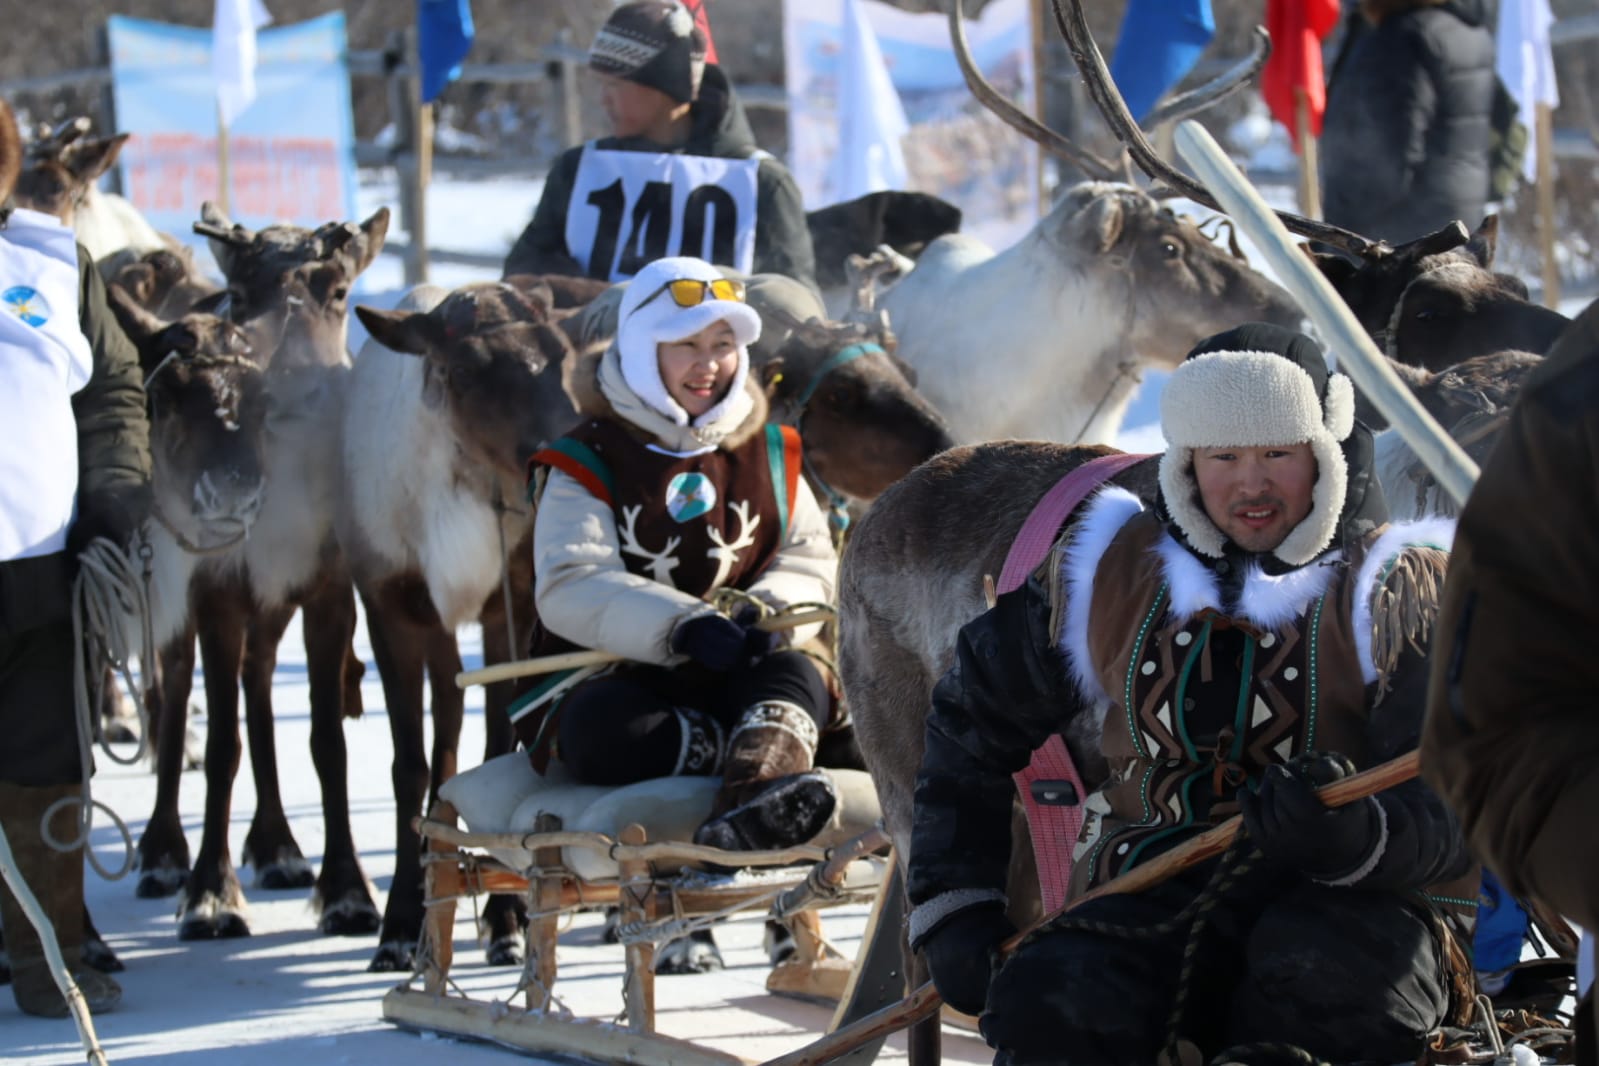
303, 572, 378, 936
239, 602, 314, 891
135, 631, 196, 899
178, 582, 251, 940
365, 579, 434, 972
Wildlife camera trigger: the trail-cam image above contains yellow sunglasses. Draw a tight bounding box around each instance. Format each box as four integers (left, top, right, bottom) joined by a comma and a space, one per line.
635, 277, 747, 312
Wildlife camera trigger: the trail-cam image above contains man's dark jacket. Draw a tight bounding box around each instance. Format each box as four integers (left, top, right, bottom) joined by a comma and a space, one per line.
503, 64, 816, 289
1320, 0, 1496, 244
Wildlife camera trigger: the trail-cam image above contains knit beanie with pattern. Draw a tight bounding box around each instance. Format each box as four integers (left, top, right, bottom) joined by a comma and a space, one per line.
589, 2, 708, 105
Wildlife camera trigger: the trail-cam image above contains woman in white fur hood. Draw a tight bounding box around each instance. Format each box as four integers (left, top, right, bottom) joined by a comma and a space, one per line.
518, 258, 838, 955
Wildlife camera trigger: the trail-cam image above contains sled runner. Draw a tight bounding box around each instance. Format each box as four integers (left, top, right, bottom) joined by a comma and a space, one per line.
381, 751, 896, 1065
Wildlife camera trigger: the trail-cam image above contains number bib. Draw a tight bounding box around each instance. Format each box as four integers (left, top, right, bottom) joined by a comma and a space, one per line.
565, 147, 761, 281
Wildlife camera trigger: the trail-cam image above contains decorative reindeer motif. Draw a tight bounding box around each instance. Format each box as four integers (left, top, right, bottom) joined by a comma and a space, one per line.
618, 504, 682, 585
707, 500, 760, 589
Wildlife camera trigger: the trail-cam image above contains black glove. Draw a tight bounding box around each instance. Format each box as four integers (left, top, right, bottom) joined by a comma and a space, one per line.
670, 610, 775, 672
916, 903, 1016, 1017
66, 491, 139, 561
1239, 751, 1382, 884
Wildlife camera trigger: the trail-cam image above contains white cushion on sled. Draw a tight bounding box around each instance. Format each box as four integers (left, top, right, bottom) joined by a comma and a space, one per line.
439, 755, 883, 882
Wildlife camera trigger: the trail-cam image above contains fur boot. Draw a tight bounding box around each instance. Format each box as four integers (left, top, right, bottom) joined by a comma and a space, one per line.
693, 701, 837, 853
0, 782, 122, 1017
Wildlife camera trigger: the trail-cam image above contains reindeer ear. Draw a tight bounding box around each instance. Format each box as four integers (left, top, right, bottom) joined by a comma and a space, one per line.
758, 356, 790, 396
1466, 216, 1498, 268
1076, 194, 1125, 253
346, 207, 390, 277
1307, 247, 1358, 289
504, 274, 557, 314
65, 133, 128, 186
105, 281, 167, 346
356, 305, 443, 357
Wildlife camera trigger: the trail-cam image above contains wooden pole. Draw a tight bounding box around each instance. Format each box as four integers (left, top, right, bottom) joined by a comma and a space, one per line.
1536, 101, 1560, 309
402, 26, 431, 286
558, 28, 582, 148
761, 751, 1421, 1066
215, 102, 232, 217
1294, 87, 1321, 221
456, 608, 835, 688
1031, 0, 1047, 214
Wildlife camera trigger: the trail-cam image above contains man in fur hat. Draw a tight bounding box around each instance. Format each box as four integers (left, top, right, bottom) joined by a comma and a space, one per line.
504, 1, 816, 289
907, 323, 1475, 1064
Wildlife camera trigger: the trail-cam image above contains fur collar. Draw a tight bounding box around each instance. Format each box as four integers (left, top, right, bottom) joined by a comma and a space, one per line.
562, 342, 768, 452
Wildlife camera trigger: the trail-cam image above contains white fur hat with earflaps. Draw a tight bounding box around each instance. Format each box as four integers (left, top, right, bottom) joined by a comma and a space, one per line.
1158, 323, 1357, 568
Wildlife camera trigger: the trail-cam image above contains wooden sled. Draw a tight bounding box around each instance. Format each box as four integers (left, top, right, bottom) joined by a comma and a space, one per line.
381, 754, 893, 1065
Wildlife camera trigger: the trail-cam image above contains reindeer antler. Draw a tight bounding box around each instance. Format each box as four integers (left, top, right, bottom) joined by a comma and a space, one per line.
1048, 0, 1386, 260
1141, 27, 1271, 131
949, 0, 1121, 182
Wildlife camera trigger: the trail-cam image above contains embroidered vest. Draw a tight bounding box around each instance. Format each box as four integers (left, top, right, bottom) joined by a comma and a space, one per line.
1062, 512, 1477, 933
532, 418, 801, 600
511, 419, 803, 766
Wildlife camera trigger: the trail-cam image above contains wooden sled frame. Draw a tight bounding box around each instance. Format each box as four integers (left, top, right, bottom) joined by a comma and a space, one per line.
382, 799, 892, 1066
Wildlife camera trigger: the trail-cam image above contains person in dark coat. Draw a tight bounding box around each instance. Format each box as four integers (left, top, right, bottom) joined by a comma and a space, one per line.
908, 324, 1474, 1065
503, 2, 816, 289
1320, 0, 1496, 245
1421, 298, 1599, 1064
0, 96, 150, 1017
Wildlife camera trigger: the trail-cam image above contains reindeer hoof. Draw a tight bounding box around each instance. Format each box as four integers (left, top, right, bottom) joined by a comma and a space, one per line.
135, 864, 188, 899
600, 907, 621, 944
485, 934, 523, 967
368, 940, 416, 973
177, 893, 250, 940
82, 935, 125, 974
256, 857, 315, 891
318, 897, 381, 937
654, 929, 723, 975
178, 910, 250, 941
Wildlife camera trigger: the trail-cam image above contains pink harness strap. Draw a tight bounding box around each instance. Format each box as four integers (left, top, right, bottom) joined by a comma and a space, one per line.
999, 451, 1152, 913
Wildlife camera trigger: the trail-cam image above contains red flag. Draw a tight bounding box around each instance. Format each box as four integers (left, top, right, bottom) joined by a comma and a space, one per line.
682, 0, 718, 65
1261, 0, 1340, 146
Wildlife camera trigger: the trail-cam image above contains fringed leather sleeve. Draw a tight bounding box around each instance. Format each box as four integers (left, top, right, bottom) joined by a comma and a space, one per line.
1352, 545, 1472, 891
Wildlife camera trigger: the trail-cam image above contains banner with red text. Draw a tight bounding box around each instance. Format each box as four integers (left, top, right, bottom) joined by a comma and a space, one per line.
107, 11, 357, 239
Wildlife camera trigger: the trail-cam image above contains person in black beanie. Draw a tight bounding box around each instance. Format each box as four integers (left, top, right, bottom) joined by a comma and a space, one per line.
504, 1, 816, 289
908, 324, 1475, 1064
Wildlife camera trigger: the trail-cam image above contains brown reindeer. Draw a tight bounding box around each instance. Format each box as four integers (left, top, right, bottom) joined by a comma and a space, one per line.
1310, 217, 1569, 372
342, 278, 580, 971
757, 310, 954, 509
131, 204, 387, 941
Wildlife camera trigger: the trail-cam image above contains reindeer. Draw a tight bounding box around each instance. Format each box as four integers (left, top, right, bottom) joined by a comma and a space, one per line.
14, 117, 170, 274
866, 1, 1303, 448
339, 278, 580, 971
131, 205, 387, 941
1309, 216, 1569, 372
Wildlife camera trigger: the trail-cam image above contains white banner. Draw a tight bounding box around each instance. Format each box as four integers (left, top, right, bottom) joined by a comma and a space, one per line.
564, 147, 761, 281
784, 0, 1040, 250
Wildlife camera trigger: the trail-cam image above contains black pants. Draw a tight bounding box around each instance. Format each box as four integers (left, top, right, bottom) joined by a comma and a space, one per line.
555, 650, 828, 786
0, 618, 82, 788
982, 862, 1451, 1066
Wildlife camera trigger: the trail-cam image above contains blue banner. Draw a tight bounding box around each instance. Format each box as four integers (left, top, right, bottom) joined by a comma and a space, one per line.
107, 12, 358, 241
